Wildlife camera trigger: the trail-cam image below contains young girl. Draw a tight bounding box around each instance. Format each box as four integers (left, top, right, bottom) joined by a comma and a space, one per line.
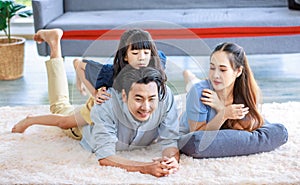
73, 50, 167, 103
181, 42, 264, 133
11, 28, 166, 138
73, 29, 166, 104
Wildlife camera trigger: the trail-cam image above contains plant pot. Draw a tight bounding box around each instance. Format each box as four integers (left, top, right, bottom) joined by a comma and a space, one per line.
0, 36, 25, 80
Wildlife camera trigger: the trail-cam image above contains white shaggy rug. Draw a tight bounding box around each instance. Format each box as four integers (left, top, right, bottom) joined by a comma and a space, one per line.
0, 102, 299, 184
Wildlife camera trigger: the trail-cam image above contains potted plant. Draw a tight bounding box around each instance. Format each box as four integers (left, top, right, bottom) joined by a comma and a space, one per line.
0, 0, 32, 80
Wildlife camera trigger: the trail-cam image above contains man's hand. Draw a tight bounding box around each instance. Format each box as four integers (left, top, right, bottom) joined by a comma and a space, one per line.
99, 155, 177, 178
140, 160, 172, 177
152, 156, 179, 175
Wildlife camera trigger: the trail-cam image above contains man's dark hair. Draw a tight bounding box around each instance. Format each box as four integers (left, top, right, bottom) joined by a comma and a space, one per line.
113, 65, 166, 101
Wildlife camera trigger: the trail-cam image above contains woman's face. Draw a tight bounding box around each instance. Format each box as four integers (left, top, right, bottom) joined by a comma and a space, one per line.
125, 45, 151, 69
209, 51, 241, 92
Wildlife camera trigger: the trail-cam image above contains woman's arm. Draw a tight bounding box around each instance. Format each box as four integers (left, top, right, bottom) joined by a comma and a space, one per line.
189, 104, 250, 131
188, 87, 250, 131
188, 109, 226, 131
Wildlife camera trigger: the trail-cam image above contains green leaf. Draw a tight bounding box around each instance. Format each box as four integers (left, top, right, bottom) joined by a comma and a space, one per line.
18, 9, 32, 17
0, 1, 13, 8
0, 18, 8, 30
0, 0, 31, 39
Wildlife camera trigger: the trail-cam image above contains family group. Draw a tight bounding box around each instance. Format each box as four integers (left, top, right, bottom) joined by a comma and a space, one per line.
11, 28, 287, 177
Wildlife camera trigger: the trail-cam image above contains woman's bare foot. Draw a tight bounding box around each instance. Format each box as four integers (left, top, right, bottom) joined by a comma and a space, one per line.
183, 70, 200, 92
12, 115, 33, 133
33, 29, 63, 58
183, 70, 197, 84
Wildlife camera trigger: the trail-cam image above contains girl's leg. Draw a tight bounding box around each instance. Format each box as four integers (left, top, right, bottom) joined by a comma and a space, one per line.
73, 58, 87, 96
73, 59, 97, 97
12, 111, 86, 133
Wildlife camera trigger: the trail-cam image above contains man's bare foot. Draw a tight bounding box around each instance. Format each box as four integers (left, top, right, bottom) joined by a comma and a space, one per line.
34, 29, 63, 58
12, 115, 33, 133
33, 29, 63, 45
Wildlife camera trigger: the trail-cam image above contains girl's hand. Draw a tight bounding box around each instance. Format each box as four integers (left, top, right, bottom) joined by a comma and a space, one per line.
200, 89, 225, 112
94, 87, 111, 104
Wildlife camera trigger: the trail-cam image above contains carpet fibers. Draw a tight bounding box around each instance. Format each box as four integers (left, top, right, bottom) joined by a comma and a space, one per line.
0, 102, 299, 184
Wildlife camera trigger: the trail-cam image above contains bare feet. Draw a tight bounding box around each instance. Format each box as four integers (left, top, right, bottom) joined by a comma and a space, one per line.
73, 59, 87, 95
33, 28, 63, 45
33, 29, 63, 58
183, 70, 197, 84
78, 82, 88, 96
12, 115, 33, 133
183, 70, 200, 92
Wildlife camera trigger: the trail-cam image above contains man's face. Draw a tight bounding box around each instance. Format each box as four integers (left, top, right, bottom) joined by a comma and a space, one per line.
122, 82, 159, 122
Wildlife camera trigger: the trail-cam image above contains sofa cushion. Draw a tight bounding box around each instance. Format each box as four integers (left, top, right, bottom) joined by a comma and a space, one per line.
32, 0, 300, 56
64, 0, 287, 11
49, 7, 299, 31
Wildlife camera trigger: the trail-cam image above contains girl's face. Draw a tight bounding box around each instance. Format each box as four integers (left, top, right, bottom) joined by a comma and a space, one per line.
209, 51, 242, 92
124, 46, 151, 69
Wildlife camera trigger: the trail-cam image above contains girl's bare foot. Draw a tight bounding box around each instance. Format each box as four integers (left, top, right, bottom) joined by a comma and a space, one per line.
12, 115, 33, 133
77, 82, 87, 96
73, 59, 88, 96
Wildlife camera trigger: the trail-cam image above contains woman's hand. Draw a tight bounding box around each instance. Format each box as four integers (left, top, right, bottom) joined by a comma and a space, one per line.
94, 86, 112, 104
224, 104, 249, 120
200, 89, 225, 112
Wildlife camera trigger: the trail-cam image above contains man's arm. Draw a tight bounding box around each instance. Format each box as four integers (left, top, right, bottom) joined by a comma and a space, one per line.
89, 100, 174, 177
162, 146, 180, 162
161, 147, 180, 174
157, 88, 181, 173
98, 155, 172, 177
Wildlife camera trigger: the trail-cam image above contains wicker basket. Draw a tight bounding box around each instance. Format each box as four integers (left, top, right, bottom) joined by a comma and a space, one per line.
0, 37, 25, 80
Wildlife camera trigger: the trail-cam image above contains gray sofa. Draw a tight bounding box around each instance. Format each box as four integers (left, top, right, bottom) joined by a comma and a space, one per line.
32, 0, 300, 56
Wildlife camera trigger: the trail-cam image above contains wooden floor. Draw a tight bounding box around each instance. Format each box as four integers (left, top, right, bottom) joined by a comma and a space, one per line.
0, 40, 300, 106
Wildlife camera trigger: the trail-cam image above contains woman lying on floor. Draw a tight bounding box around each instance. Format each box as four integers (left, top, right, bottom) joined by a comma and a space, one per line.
179, 42, 288, 158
